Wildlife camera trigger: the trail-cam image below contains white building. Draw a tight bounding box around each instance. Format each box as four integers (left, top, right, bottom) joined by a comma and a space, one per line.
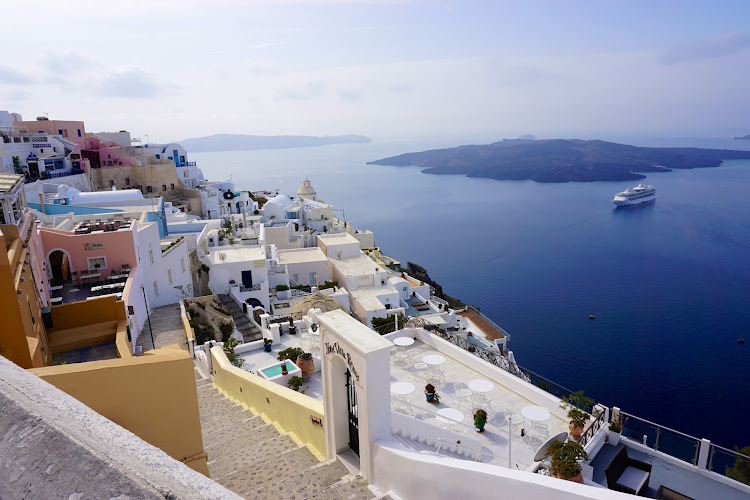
276, 247, 330, 287
203, 245, 270, 311
198, 180, 256, 219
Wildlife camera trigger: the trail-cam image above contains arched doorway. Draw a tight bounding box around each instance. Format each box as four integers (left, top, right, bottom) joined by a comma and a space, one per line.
48, 250, 71, 284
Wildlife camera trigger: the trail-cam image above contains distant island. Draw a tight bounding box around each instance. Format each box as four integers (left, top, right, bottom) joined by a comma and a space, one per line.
180, 134, 372, 152
367, 139, 750, 183
733, 134, 750, 140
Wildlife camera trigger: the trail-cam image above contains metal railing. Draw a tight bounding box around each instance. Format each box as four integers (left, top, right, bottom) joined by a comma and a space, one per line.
620, 411, 701, 466
466, 305, 512, 341
579, 407, 607, 448
239, 284, 261, 292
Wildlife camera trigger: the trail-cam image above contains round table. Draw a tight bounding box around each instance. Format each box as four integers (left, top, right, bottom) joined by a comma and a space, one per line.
390, 382, 416, 396
521, 405, 551, 422
393, 337, 414, 347
422, 354, 446, 365
468, 379, 494, 393
436, 408, 465, 425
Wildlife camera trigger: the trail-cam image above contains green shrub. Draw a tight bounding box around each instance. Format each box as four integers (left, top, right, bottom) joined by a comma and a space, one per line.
277, 347, 304, 362
223, 337, 244, 368
371, 314, 406, 335
275, 284, 290, 292
291, 284, 311, 292
318, 280, 338, 290
219, 320, 235, 342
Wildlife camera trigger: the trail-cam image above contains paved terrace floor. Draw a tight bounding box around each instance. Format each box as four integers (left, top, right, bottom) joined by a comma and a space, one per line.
240, 329, 568, 470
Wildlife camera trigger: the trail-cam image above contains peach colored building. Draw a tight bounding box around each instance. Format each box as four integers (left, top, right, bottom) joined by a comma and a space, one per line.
13, 117, 86, 143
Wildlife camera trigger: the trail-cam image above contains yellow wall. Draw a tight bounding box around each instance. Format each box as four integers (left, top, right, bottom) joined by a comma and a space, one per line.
29, 345, 209, 476
0, 223, 48, 369
211, 346, 327, 460
48, 295, 126, 332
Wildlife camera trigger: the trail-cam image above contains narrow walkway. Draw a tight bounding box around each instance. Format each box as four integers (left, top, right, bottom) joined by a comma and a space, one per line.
195, 372, 376, 499
136, 303, 189, 352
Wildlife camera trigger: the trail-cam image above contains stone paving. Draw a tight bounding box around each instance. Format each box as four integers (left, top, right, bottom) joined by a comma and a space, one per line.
196, 377, 375, 499
135, 303, 189, 352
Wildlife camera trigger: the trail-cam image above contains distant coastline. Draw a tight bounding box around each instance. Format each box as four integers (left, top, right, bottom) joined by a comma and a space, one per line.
733, 134, 750, 141
367, 138, 750, 183
179, 133, 372, 152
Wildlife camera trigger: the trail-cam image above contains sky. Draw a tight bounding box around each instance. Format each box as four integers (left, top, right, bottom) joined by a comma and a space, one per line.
2, 0, 750, 142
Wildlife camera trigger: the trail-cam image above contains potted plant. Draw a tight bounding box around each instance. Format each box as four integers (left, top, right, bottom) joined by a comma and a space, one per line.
229, 279, 236, 285
296, 352, 314, 382
560, 391, 593, 439
287, 375, 303, 392
474, 409, 488, 432
281, 362, 288, 375
608, 414, 625, 446
547, 441, 589, 483
424, 383, 436, 403
288, 315, 296, 335
263, 338, 273, 352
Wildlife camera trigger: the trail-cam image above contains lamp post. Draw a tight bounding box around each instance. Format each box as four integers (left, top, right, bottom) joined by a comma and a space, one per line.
141, 284, 155, 350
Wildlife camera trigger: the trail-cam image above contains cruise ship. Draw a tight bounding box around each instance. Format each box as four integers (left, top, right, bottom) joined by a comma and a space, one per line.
612, 184, 656, 206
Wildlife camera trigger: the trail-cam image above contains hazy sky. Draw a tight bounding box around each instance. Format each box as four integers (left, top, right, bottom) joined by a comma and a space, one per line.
2, 0, 750, 142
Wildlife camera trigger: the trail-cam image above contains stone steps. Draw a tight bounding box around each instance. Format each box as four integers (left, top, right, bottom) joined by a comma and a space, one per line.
217, 294, 262, 343
195, 374, 375, 499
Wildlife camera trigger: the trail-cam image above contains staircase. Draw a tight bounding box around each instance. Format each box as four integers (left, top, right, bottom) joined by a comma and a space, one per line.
217, 294, 262, 343
390, 431, 470, 461
196, 374, 377, 499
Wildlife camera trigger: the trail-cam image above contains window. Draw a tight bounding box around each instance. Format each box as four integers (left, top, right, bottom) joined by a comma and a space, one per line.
170, 183, 174, 190
127, 305, 135, 315
153, 281, 159, 297
181, 258, 186, 273
162, 184, 167, 191
310, 272, 317, 285
108, 154, 111, 159
149, 247, 154, 263
292, 273, 298, 283
107, 160, 113, 166
180, 156, 185, 162
77, 129, 82, 137
155, 154, 160, 159
109, 180, 115, 187
58, 130, 63, 136
40, 149, 44, 153
125, 177, 130, 186
87, 257, 106, 271
183, 171, 188, 177
167, 269, 173, 284
147, 186, 153, 193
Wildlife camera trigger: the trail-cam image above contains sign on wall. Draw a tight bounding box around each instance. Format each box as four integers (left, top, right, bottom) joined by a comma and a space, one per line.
84, 242, 104, 251
324, 341, 361, 382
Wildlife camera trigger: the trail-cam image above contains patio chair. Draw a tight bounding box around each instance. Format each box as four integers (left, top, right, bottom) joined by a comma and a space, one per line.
393, 397, 413, 416
454, 383, 473, 410
413, 362, 428, 379
604, 447, 652, 496
530, 421, 549, 444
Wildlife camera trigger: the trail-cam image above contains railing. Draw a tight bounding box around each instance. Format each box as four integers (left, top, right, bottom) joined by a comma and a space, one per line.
466, 305, 512, 341
290, 288, 310, 297
239, 284, 261, 292
47, 170, 80, 179
179, 161, 197, 167
620, 411, 701, 466
708, 444, 750, 485
579, 407, 607, 448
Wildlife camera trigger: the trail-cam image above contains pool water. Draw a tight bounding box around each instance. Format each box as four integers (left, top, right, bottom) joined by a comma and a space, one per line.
262, 361, 297, 378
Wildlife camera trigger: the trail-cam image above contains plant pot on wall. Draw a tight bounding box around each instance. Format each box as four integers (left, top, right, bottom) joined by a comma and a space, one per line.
607, 429, 621, 446
296, 352, 314, 382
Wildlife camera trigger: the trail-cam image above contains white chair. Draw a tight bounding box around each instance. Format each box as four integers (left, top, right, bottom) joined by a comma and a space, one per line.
454, 383, 473, 410
530, 421, 549, 443
393, 397, 413, 415
413, 362, 428, 379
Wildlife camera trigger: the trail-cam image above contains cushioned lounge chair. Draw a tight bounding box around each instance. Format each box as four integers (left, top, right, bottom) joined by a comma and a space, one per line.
604, 447, 652, 496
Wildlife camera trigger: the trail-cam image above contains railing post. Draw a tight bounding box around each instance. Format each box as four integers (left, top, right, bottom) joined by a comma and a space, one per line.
697, 438, 711, 469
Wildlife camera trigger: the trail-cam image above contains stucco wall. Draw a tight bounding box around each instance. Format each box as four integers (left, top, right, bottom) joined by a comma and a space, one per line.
211, 346, 326, 460
29, 345, 208, 476
91, 163, 202, 215
39, 225, 137, 277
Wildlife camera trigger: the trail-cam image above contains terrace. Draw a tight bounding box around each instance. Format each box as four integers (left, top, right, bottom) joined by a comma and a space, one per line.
50, 267, 131, 305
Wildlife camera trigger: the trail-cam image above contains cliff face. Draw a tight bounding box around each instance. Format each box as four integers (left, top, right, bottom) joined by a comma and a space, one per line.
404, 262, 465, 309
368, 139, 750, 183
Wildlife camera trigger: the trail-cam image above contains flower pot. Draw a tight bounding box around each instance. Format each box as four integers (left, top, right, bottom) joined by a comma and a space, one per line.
608, 429, 621, 446
475, 424, 485, 433
264, 343, 272, 352
281, 363, 288, 376
289, 325, 297, 335
569, 424, 584, 439
425, 393, 435, 403
296, 353, 314, 382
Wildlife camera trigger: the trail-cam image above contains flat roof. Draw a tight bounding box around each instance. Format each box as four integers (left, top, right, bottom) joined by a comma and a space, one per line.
317, 232, 360, 246
331, 253, 386, 277
350, 285, 397, 311
210, 245, 266, 264
276, 247, 327, 265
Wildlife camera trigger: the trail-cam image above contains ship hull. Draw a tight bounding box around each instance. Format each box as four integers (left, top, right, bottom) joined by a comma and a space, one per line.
613, 193, 656, 206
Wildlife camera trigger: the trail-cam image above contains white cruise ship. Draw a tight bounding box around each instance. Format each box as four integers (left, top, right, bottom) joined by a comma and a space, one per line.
612, 183, 656, 206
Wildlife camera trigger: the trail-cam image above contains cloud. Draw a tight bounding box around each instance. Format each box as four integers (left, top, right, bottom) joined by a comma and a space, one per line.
43, 51, 95, 75
207, 42, 282, 56
275, 81, 327, 100
660, 32, 750, 64
3, 89, 31, 102
98, 68, 176, 98
0, 66, 33, 85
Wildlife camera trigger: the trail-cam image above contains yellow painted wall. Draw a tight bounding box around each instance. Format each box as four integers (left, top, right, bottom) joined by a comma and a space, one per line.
211, 346, 327, 460
29, 346, 209, 476
48, 295, 126, 332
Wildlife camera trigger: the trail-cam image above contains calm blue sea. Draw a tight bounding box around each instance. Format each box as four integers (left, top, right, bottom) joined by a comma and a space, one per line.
191, 137, 750, 449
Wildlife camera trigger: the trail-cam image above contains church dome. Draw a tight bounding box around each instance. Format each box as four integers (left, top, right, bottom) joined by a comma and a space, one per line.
297, 178, 317, 200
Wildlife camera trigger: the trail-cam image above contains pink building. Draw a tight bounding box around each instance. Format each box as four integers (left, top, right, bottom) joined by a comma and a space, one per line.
13, 117, 86, 143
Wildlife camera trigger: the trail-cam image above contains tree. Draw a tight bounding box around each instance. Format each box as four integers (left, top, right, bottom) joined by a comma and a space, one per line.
12, 156, 23, 175
726, 445, 750, 486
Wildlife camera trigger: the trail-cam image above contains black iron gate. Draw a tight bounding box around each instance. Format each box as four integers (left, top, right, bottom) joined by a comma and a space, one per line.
346, 369, 359, 456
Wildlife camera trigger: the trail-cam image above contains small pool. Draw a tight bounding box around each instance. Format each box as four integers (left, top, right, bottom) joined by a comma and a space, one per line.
261, 361, 298, 378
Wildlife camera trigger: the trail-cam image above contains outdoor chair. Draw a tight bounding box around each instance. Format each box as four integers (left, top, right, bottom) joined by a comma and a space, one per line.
393, 396, 413, 416
530, 421, 549, 443
604, 447, 652, 496
454, 383, 473, 410
413, 362, 428, 379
